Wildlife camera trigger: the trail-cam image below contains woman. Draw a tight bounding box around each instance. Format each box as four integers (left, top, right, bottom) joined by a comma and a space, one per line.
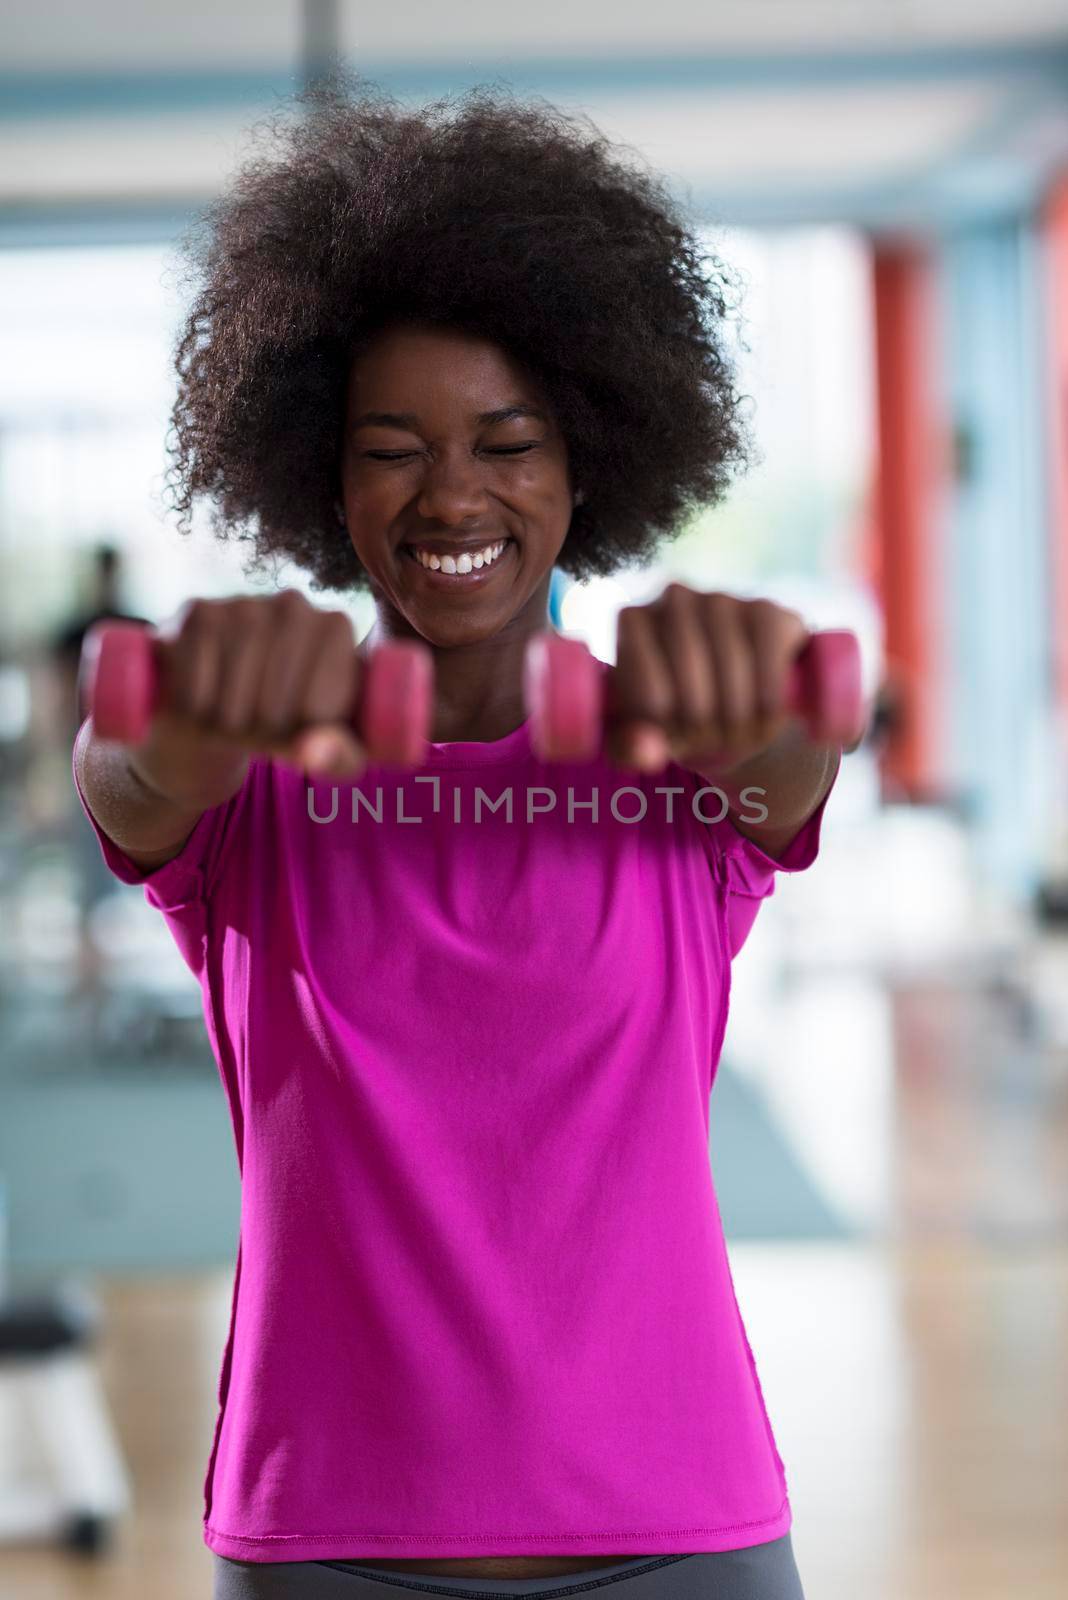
74, 76, 844, 1598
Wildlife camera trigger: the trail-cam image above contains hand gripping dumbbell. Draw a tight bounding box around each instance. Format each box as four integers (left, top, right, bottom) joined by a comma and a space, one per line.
523, 627, 864, 763
80, 619, 434, 767
84, 618, 863, 770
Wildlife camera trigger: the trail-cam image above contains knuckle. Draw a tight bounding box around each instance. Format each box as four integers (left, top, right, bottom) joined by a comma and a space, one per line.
322, 609, 355, 642
274, 587, 308, 618
182, 597, 222, 635
233, 597, 268, 631
751, 598, 788, 630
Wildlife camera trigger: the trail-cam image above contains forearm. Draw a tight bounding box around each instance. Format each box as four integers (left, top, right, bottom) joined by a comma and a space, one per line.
690, 721, 841, 831
74, 715, 249, 859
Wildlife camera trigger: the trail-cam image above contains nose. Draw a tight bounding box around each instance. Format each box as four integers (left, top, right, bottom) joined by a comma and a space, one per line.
414, 451, 489, 526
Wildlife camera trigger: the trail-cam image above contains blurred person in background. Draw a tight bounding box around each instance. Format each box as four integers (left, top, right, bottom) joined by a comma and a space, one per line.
52, 544, 150, 724
48, 543, 150, 1004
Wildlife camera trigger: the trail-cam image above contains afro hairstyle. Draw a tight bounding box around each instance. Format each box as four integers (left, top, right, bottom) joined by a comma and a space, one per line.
168, 73, 752, 594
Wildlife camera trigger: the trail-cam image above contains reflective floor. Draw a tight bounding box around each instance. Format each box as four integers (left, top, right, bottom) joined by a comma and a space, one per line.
3, 1238, 1063, 1599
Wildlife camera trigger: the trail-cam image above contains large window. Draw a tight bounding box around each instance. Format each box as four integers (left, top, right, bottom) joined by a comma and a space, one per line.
0, 227, 877, 649
560, 224, 879, 662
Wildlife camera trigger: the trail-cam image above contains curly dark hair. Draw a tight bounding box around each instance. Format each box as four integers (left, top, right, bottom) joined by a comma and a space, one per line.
168, 73, 752, 595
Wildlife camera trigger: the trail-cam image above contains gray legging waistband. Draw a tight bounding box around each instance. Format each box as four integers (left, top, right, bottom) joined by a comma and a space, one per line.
213, 1535, 805, 1600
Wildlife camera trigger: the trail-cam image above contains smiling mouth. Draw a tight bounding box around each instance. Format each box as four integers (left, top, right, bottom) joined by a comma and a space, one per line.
402, 538, 516, 582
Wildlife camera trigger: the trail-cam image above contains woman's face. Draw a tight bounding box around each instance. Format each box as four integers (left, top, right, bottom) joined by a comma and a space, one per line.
339, 321, 576, 650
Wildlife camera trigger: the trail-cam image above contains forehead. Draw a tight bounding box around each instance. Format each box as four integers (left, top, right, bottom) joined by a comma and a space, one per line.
347, 321, 543, 406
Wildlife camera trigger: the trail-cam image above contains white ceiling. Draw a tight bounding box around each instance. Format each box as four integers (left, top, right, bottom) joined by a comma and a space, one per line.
2, 1, 1068, 231
0, 80, 1009, 198
3, 0, 1068, 71
593, 81, 1007, 188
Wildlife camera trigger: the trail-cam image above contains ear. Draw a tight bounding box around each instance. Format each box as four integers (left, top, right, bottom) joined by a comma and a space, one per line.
572, 488, 585, 507
334, 498, 346, 527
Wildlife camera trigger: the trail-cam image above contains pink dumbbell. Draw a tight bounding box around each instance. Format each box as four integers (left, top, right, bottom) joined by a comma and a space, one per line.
523, 628, 864, 763
80, 619, 434, 767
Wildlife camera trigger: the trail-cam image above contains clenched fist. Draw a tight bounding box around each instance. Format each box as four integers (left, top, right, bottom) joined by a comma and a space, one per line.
121, 589, 369, 808
607, 584, 812, 772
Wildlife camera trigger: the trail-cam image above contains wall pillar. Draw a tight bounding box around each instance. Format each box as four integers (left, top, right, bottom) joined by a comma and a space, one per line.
869, 242, 948, 803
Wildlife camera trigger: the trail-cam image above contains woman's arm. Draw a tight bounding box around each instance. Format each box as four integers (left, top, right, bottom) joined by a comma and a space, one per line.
687, 721, 842, 864
74, 716, 249, 873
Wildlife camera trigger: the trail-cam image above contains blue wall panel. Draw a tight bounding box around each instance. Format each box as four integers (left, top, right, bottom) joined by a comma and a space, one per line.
940, 219, 1052, 902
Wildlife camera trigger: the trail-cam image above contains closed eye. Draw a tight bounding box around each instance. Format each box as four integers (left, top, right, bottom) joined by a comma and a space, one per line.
362, 445, 539, 460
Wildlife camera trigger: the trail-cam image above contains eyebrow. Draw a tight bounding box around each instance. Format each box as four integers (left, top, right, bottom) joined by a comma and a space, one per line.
351, 404, 549, 430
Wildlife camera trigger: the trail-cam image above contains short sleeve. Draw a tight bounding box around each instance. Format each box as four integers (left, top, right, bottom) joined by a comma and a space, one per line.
71, 720, 256, 969
689, 747, 841, 960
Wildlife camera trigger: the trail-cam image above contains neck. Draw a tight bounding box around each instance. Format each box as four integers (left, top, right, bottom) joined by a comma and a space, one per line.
358, 612, 552, 745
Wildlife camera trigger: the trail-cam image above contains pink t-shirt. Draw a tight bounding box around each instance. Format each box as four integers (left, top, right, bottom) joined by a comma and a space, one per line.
73, 667, 839, 1565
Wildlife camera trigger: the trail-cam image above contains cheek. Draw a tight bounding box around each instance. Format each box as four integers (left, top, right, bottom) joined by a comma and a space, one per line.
514, 466, 572, 519
340, 476, 404, 551
342, 469, 396, 511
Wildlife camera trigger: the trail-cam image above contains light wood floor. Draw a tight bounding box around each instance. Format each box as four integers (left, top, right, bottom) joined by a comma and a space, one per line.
1, 1244, 1065, 1600
3, 942, 1067, 1598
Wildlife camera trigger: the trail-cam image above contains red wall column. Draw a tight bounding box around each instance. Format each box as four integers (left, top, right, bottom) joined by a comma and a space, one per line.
869, 243, 947, 802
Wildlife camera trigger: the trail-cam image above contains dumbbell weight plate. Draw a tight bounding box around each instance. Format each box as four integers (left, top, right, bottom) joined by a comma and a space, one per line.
354, 640, 433, 766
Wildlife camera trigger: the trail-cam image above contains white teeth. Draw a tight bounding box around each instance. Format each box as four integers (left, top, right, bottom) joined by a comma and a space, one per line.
412, 540, 508, 575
